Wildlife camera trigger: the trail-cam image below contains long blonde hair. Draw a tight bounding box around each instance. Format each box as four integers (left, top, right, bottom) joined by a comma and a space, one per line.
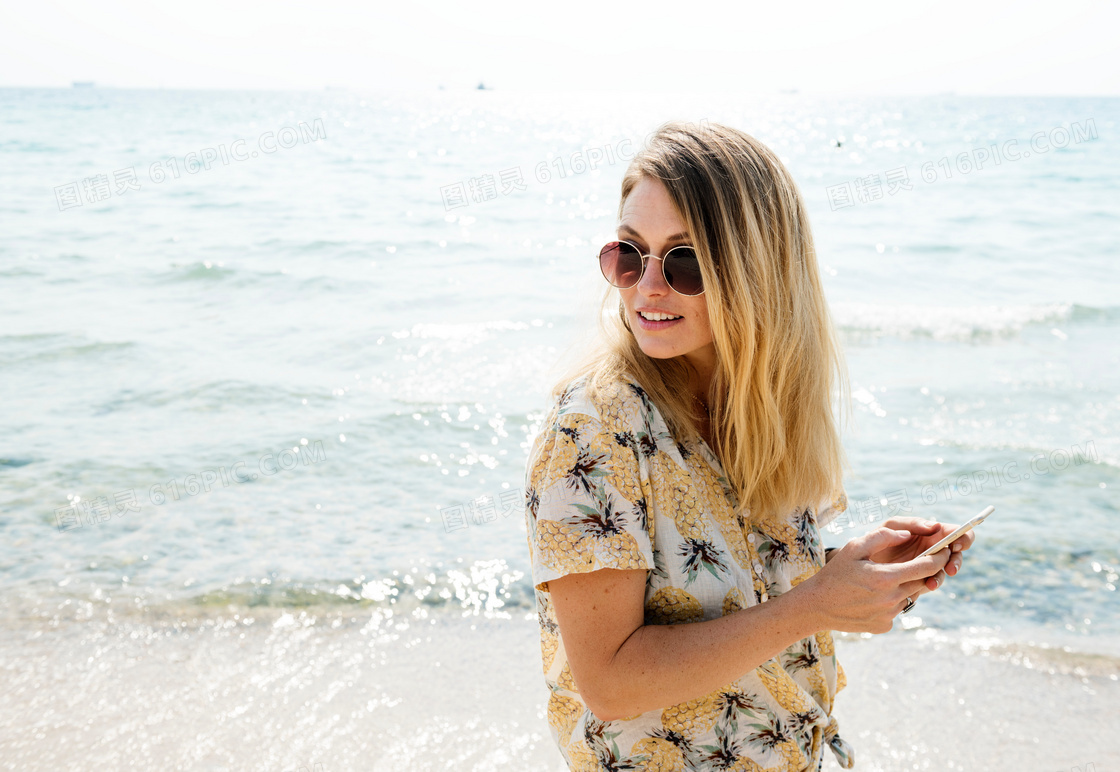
543, 119, 850, 523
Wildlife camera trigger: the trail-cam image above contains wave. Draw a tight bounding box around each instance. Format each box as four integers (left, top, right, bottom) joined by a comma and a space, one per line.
158, 261, 238, 282
399, 319, 533, 345
0, 559, 538, 626
832, 301, 1119, 340
0, 334, 137, 366
88, 378, 305, 413
0, 265, 45, 278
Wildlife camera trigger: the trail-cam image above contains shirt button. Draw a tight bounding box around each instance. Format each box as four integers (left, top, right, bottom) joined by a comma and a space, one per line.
753, 561, 764, 573
747, 533, 756, 544
761, 592, 769, 602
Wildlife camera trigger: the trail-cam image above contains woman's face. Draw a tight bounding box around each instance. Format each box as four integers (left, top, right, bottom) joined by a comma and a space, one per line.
617, 176, 716, 382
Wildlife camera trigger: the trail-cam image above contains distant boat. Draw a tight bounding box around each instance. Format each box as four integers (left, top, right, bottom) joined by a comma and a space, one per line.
72, 81, 94, 88
477, 82, 490, 90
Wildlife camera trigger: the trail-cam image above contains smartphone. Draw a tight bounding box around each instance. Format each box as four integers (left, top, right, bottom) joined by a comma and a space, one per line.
917, 505, 994, 558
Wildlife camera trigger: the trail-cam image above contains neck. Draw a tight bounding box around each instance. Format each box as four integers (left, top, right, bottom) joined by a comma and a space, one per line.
688, 373, 712, 415
683, 344, 716, 391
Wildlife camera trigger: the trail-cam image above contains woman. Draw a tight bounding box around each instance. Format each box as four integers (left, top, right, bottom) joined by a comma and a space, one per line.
523, 120, 974, 771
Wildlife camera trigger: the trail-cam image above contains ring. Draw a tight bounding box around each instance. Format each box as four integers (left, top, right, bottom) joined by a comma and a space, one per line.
901, 596, 916, 614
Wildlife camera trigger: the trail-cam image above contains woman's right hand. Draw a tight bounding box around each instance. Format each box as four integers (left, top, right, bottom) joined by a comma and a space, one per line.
801, 527, 953, 634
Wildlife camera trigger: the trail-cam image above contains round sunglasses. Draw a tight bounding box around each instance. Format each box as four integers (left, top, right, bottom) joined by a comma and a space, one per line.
598, 240, 705, 297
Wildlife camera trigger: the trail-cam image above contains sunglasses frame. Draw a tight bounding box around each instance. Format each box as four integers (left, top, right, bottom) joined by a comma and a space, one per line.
597, 239, 705, 297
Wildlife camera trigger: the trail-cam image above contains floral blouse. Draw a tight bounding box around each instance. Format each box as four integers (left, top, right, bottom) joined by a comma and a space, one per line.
524, 374, 855, 771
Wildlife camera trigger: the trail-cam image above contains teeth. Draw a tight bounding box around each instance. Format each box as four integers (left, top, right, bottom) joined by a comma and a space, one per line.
640, 311, 682, 321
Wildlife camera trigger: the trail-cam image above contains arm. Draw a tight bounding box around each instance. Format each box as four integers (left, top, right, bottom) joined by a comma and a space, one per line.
549, 566, 822, 721
550, 527, 952, 722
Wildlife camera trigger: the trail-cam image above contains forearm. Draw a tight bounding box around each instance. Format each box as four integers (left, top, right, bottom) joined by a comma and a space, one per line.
594, 582, 828, 721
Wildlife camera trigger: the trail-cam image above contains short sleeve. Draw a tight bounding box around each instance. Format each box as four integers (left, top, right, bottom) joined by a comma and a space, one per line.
524, 407, 655, 593
815, 486, 848, 529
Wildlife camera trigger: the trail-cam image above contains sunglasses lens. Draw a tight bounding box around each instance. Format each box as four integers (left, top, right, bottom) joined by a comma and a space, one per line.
664, 247, 703, 295
599, 241, 644, 288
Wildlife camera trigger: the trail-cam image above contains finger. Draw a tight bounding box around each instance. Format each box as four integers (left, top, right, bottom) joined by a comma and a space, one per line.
885, 548, 952, 584
851, 527, 912, 560
900, 575, 937, 599
923, 568, 947, 592
951, 530, 976, 552
883, 517, 941, 534
896, 593, 920, 615
945, 551, 964, 576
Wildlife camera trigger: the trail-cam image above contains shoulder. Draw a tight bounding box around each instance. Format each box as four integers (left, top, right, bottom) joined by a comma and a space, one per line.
814, 486, 848, 529
555, 373, 652, 435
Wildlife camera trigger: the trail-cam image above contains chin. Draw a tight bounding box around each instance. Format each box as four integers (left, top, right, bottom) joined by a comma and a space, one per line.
635, 340, 681, 360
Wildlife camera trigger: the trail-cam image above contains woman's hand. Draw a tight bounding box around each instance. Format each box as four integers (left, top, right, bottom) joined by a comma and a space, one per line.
867, 517, 976, 593
800, 527, 953, 634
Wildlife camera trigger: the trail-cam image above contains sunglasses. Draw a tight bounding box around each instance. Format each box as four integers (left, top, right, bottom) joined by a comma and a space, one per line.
598, 240, 705, 296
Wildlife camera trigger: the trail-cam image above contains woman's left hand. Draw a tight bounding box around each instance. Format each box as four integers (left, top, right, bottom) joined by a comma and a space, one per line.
867, 518, 975, 592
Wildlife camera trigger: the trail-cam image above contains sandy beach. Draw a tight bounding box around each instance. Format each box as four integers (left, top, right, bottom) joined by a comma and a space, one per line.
2, 603, 1116, 772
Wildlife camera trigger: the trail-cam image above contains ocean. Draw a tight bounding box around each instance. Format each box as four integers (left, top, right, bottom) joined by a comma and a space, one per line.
1, 88, 1117, 771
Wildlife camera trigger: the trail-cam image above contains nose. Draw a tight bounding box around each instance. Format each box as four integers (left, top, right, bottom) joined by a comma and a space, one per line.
636, 254, 669, 295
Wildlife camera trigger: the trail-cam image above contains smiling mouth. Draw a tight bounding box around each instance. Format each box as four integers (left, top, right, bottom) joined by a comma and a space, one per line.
638, 311, 683, 321
635, 311, 685, 330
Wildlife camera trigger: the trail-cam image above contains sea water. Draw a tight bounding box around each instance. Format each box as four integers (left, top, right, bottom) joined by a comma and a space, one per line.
1, 88, 1117, 770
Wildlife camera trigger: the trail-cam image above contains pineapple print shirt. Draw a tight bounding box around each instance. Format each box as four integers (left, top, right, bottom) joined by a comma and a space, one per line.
524, 374, 856, 771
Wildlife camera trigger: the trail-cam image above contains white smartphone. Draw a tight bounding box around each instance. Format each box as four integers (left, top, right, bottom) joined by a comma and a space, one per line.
917, 505, 994, 558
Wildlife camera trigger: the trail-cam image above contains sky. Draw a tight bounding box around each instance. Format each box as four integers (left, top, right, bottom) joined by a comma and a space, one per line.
1, 0, 1118, 94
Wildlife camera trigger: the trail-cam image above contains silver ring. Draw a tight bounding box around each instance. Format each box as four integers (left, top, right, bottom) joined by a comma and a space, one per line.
901, 596, 916, 614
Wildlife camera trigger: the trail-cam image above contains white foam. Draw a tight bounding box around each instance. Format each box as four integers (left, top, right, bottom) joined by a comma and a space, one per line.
832, 301, 1073, 340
